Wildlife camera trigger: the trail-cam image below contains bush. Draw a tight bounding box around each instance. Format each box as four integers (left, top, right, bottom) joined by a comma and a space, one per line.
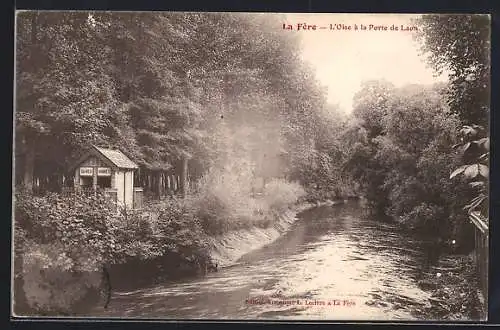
398, 202, 448, 237
14, 190, 214, 315
106, 197, 213, 289
191, 168, 305, 234
187, 188, 234, 235
152, 197, 210, 263
14, 190, 122, 314
189, 166, 265, 234
263, 179, 305, 213
107, 206, 169, 263
15, 191, 121, 270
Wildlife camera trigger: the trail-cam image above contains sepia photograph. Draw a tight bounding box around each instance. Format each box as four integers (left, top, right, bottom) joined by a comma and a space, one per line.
12, 12, 490, 321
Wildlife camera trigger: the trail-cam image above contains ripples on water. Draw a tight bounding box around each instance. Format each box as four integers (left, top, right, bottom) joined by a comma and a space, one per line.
92, 203, 444, 320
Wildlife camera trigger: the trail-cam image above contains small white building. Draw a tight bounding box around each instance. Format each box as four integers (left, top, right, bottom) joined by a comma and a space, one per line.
71, 145, 143, 209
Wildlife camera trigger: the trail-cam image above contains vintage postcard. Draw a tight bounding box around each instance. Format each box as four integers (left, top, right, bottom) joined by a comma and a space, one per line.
12, 12, 490, 321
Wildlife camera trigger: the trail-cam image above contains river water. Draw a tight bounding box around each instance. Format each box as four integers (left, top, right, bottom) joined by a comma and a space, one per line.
91, 203, 441, 320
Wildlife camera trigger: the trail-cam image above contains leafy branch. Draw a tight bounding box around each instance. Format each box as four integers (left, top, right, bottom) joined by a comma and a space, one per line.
450, 124, 489, 217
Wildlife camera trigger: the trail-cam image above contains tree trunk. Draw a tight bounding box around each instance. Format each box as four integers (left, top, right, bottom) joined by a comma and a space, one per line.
180, 157, 188, 198
102, 264, 112, 309
23, 138, 35, 192
156, 171, 162, 198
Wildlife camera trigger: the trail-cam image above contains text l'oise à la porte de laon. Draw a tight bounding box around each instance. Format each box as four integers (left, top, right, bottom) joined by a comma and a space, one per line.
282, 23, 418, 32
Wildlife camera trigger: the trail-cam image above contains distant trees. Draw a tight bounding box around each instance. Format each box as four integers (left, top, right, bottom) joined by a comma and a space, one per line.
338, 14, 491, 242
343, 81, 472, 240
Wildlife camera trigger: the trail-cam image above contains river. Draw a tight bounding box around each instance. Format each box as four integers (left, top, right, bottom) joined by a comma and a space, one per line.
91, 202, 443, 320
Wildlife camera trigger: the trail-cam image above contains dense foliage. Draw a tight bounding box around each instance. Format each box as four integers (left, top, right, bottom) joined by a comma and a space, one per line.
191, 176, 305, 235
13, 190, 211, 315
340, 14, 490, 245
15, 12, 329, 194
342, 82, 472, 240
413, 14, 490, 127
414, 14, 490, 219
14, 11, 349, 315
449, 124, 489, 217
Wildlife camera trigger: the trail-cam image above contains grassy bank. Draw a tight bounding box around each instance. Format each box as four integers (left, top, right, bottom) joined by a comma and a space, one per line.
207, 202, 317, 268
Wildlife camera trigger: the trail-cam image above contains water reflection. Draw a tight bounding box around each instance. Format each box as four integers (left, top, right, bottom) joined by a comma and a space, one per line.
91, 202, 444, 320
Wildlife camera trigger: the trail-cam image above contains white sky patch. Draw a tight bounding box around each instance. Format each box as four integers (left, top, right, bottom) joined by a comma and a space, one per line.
282, 13, 448, 114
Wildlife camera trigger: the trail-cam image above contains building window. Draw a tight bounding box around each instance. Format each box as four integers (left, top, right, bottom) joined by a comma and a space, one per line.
97, 176, 112, 189
80, 176, 93, 188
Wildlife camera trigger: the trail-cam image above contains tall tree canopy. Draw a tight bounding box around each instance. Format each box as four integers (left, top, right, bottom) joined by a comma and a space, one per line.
414, 14, 490, 127
15, 11, 329, 193
414, 14, 490, 218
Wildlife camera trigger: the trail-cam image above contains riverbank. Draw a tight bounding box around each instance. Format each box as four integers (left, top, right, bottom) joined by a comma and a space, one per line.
208, 199, 344, 268
416, 253, 483, 320
13, 188, 351, 316
89, 197, 473, 320
104, 199, 344, 290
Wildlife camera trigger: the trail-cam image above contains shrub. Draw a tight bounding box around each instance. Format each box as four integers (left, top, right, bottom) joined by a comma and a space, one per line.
14, 190, 216, 314
398, 202, 448, 237
14, 190, 123, 314
188, 188, 234, 235
15, 191, 124, 270
263, 179, 306, 213
189, 166, 261, 234
109, 208, 165, 263
106, 197, 213, 289
191, 166, 305, 234
152, 197, 210, 262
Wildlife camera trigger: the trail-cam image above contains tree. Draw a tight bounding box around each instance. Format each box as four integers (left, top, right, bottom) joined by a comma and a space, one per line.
16, 12, 119, 191
344, 81, 397, 213
344, 81, 471, 240
352, 80, 395, 139
414, 14, 490, 220
414, 14, 490, 127
15, 11, 331, 199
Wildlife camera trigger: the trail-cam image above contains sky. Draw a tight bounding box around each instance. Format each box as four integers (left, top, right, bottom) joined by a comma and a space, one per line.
281, 13, 448, 114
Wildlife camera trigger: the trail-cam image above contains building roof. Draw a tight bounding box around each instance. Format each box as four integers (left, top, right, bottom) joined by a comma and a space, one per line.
93, 146, 138, 169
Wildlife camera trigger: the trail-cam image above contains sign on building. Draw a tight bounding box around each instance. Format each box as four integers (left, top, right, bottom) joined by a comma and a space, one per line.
97, 167, 111, 176
79, 167, 94, 176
